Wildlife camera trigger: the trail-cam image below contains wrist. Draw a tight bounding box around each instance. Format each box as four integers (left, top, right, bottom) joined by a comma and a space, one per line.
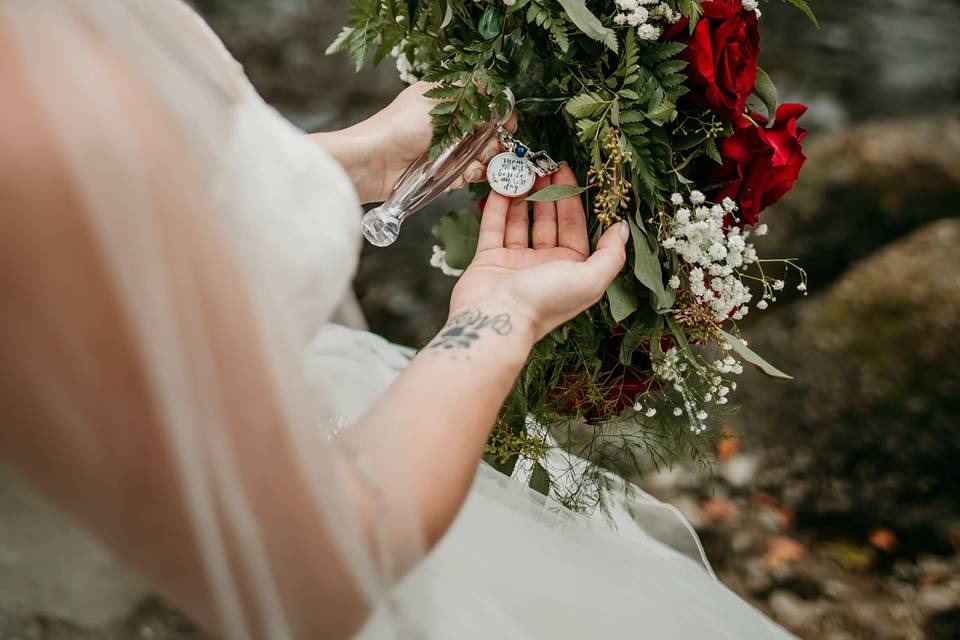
311, 125, 388, 204
443, 302, 538, 355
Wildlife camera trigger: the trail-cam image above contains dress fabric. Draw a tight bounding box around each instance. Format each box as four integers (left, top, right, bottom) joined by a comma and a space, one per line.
0, 1, 796, 637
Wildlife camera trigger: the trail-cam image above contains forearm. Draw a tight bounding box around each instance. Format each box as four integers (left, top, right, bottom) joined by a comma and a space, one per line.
344, 305, 535, 549
310, 123, 387, 204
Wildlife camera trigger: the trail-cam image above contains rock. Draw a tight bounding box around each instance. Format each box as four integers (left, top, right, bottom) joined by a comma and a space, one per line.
730, 529, 764, 555
736, 219, 960, 542
822, 579, 849, 600
749, 114, 960, 309
918, 587, 960, 615
720, 454, 759, 489
742, 557, 773, 594
0, 469, 147, 628
768, 590, 826, 630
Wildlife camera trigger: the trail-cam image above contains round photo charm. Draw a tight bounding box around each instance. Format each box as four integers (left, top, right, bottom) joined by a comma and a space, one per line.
486, 152, 536, 198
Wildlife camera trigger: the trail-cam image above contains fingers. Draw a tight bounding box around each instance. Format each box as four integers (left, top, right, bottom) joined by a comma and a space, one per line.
479, 137, 501, 164
477, 191, 510, 250
502, 110, 518, 133
458, 108, 515, 187
531, 175, 558, 249
463, 160, 486, 184
553, 165, 589, 256
503, 196, 529, 249
579, 221, 629, 289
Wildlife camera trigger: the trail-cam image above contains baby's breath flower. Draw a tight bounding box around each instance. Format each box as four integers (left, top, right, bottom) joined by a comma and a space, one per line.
660, 189, 763, 321
668, 275, 681, 289
756, 299, 768, 310
741, 0, 761, 17
673, 407, 683, 416
645, 407, 657, 418
429, 245, 464, 277
637, 23, 662, 39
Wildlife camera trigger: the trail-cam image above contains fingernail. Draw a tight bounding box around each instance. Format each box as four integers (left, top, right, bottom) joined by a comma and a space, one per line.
619, 220, 630, 241
482, 149, 497, 163
559, 160, 569, 167
467, 168, 482, 182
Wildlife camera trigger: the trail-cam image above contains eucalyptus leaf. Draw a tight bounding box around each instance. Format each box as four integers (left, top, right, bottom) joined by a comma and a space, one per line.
784, 0, 819, 27
606, 276, 638, 323
619, 308, 657, 366
484, 453, 519, 476
754, 67, 778, 124
432, 209, 480, 269
556, 0, 618, 52
649, 316, 665, 360
666, 315, 688, 352
530, 462, 551, 496
628, 219, 673, 313
719, 329, 794, 380
527, 184, 588, 202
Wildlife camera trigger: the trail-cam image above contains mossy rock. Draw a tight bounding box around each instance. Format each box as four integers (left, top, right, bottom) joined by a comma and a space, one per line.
735, 219, 960, 549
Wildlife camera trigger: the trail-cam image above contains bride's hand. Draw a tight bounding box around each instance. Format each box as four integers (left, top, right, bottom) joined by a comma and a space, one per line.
448, 165, 629, 342
318, 82, 518, 203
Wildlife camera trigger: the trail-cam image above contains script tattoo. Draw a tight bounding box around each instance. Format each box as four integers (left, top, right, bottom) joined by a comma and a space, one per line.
430, 308, 513, 351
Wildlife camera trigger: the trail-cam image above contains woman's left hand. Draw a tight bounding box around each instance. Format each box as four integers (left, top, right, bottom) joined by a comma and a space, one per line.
313, 82, 517, 203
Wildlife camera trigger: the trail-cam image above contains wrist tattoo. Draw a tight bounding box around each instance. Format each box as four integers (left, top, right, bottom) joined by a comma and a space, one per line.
430, 308, 513, 352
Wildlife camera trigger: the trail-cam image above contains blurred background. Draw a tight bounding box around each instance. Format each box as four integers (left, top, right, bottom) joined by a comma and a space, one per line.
2, 1, 958, 638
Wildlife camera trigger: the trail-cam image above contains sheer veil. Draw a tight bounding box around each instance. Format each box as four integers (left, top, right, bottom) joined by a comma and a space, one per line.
0, 3, 800, 639
0, 1, 425, 637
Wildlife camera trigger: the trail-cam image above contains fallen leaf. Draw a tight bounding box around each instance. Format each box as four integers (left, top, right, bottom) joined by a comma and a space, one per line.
703, 497, 739, 522
763, 536, 807, 568
716, 429, 740, 462
868, 528, 898, 552
822, 541, 874, 571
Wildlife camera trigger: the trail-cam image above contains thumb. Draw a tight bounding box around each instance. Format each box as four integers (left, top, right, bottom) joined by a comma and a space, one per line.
580, 220, 629, 286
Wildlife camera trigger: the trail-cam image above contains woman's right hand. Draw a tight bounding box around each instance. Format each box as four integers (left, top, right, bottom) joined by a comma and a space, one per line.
448, 164, 629, 342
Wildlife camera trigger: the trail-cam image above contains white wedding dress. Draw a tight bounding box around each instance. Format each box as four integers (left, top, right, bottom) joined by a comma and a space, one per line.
0, 1, 795, 638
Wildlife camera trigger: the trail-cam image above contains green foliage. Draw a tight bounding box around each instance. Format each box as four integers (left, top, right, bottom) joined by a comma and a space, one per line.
628, 218, 674, 313
782, 0, 819, 27
526, 0, 572, 53
329, 0, 812, 509
555, 0, 618, 52
677, 0, 703, 31
606, 276, 638, 323
526, 184, 588, 202
432, 209, 480, 269
753, 67, 778, 121
719, 329, 794, 380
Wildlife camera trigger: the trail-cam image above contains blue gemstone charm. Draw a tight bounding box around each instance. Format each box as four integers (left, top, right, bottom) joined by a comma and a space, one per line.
515, 145, 527, 157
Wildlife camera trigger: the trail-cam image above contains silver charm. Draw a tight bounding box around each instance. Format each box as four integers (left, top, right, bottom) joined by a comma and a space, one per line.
485, 126, 561, 198
486, 151, 536, 197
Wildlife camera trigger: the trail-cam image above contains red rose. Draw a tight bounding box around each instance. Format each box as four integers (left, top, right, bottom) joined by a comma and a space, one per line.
664, 0, 760, 120
712, 103, 808, 225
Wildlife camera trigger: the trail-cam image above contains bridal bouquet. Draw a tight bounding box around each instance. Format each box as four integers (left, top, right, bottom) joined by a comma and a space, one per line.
331, 0, 816, 504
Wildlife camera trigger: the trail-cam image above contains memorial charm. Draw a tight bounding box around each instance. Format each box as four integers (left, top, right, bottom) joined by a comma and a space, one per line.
486, 126, 560, 198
